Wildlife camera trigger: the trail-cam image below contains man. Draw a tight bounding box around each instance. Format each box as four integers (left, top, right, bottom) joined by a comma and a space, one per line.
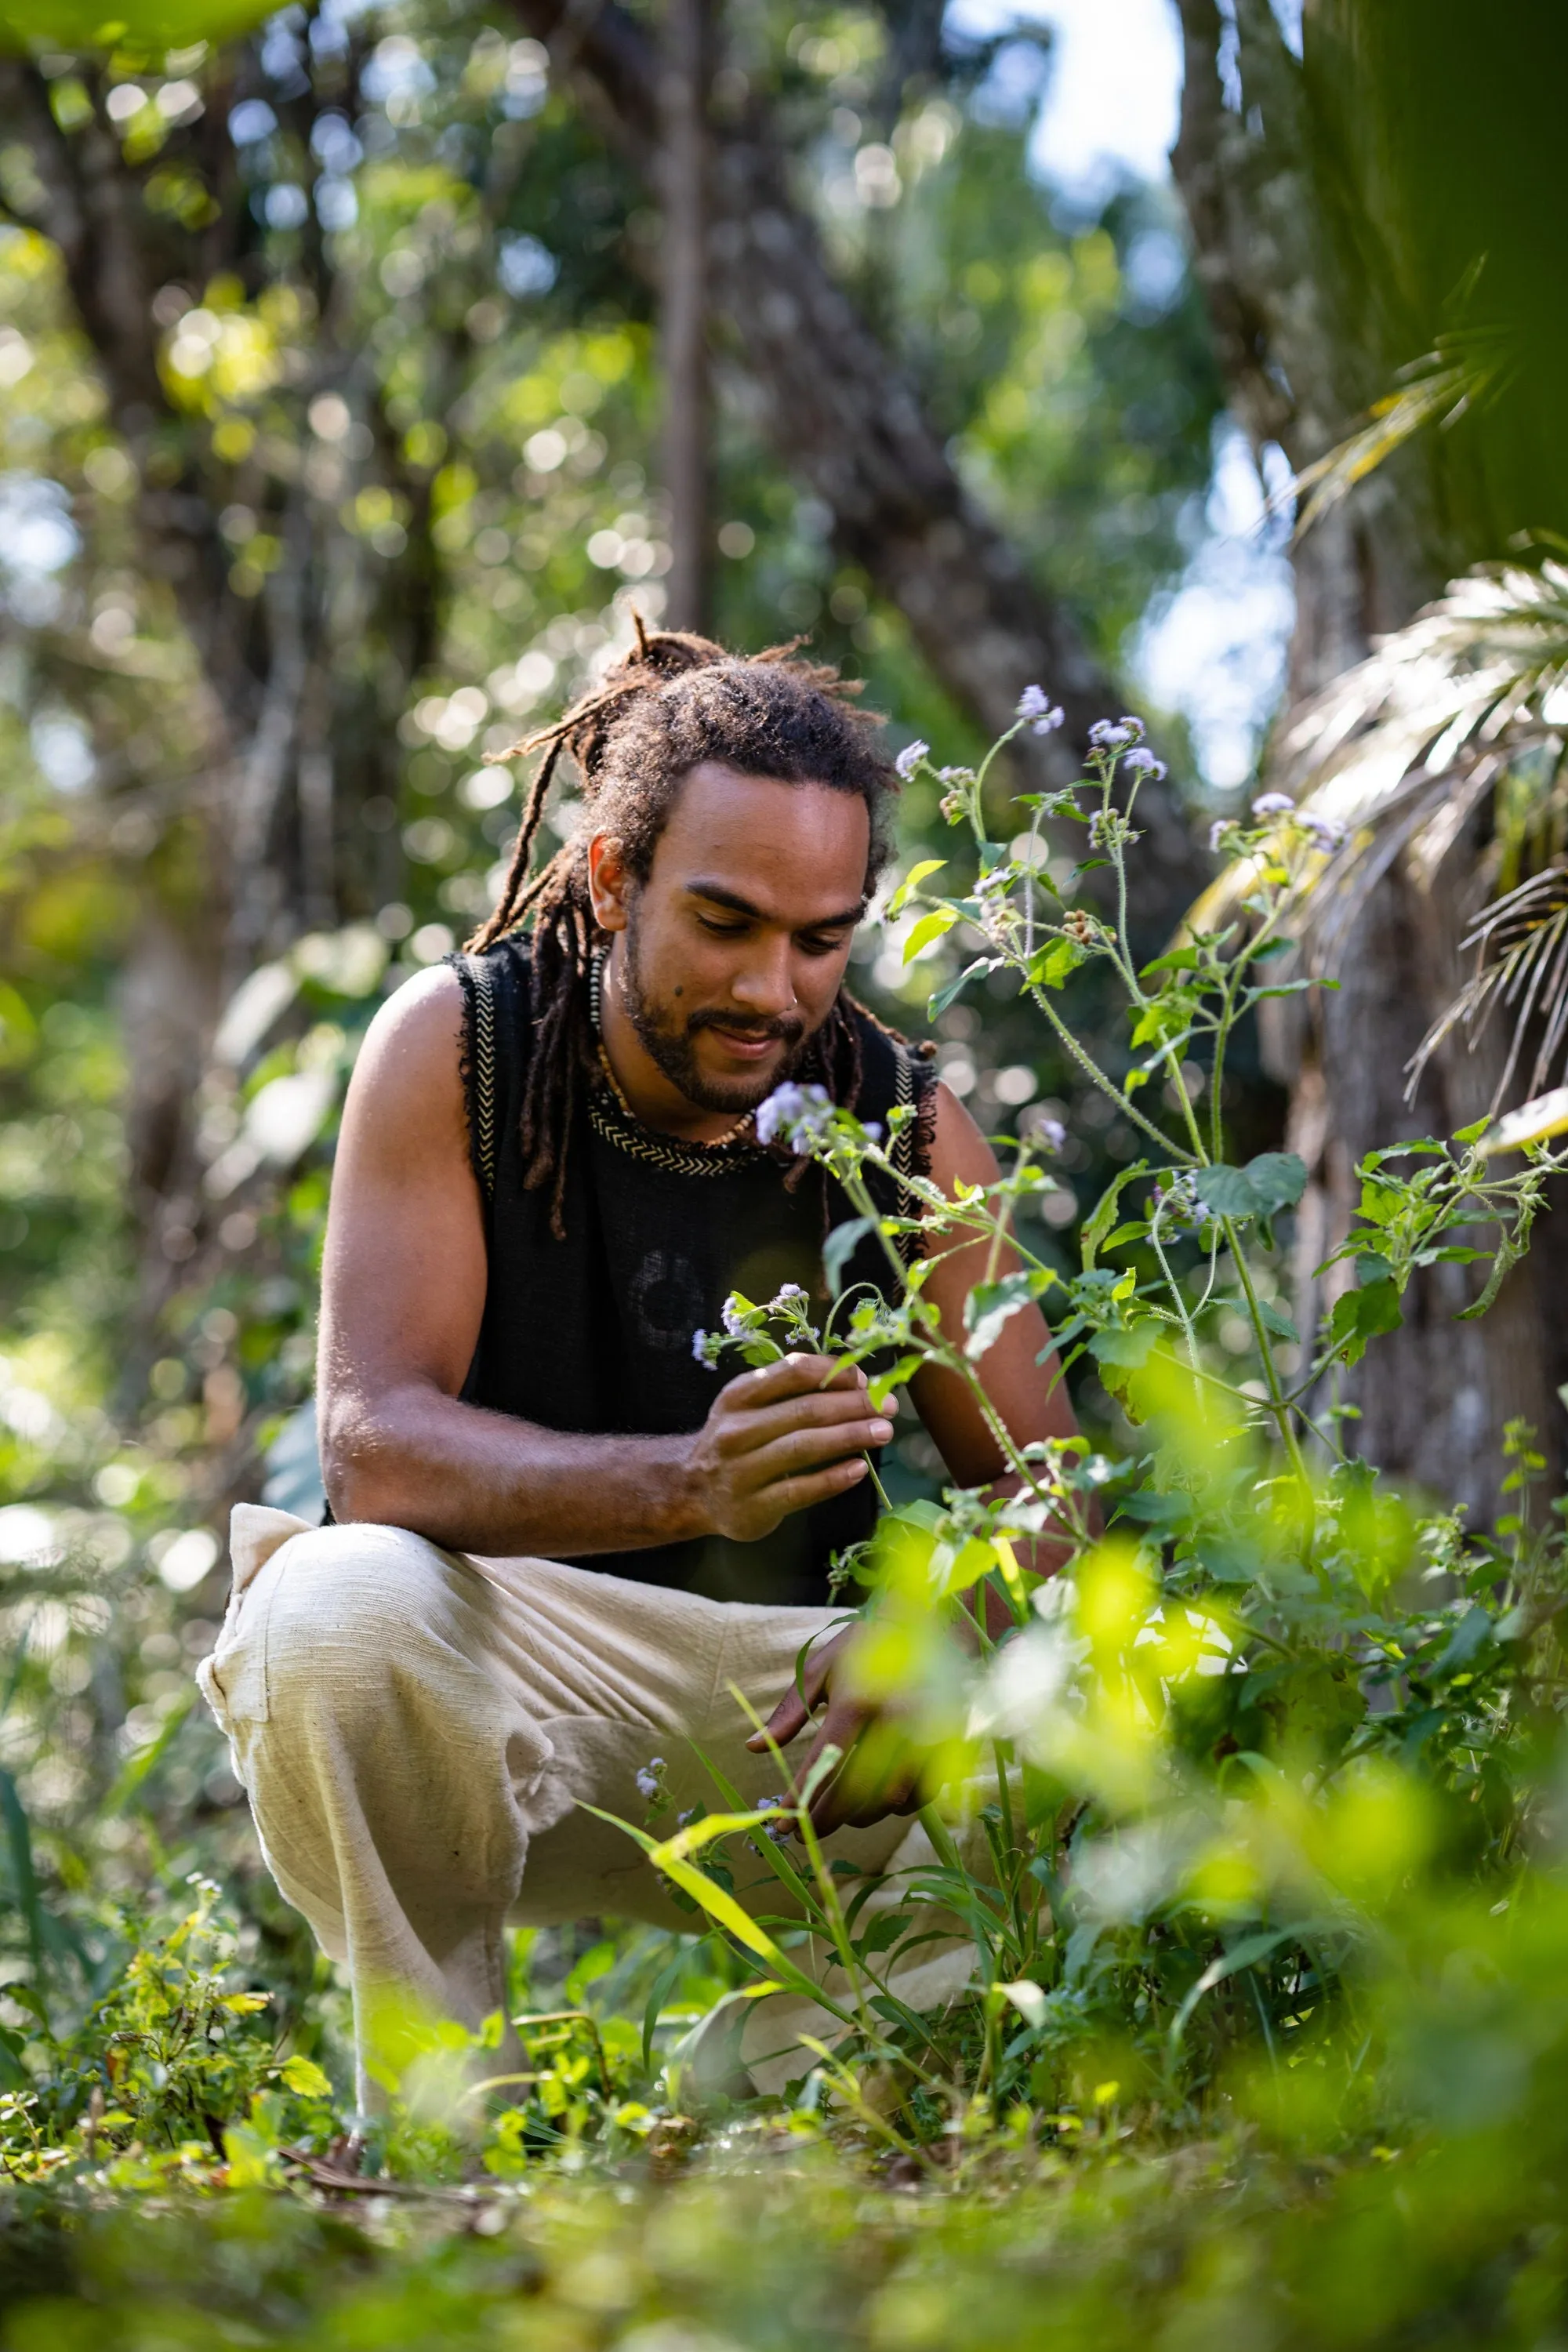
199, 626, 1076, 2095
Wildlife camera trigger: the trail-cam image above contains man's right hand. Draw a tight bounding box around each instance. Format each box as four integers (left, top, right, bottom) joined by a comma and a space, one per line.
686, 1353, 893, 1542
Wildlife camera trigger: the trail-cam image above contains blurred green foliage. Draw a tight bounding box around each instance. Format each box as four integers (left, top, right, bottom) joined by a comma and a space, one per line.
15, 5, 1563, 2341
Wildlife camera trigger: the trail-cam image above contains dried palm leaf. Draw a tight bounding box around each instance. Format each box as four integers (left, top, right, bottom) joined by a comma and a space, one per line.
1193, 559, 1568, 1111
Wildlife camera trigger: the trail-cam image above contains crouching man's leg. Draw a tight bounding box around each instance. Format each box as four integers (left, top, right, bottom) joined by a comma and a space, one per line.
199, 1505, 551, 2111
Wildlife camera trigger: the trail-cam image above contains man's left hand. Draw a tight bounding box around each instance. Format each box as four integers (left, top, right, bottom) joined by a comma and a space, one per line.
746, 1626, 928, 1838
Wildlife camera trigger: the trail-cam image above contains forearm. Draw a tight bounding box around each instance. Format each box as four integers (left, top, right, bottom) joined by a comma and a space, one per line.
322, 1379, 705, 1559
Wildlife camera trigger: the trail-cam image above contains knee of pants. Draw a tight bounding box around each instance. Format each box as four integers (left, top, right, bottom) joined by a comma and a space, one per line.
256, 1520, 500, 1741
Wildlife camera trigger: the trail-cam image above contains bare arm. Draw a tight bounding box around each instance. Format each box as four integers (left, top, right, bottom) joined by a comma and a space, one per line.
908, 1080, 1081, 1538
318, 970, 892, 1555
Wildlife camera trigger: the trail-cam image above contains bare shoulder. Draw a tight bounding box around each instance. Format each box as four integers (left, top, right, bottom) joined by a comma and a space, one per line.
927, 1077, 1001, 1195
342, 965, 468, 1146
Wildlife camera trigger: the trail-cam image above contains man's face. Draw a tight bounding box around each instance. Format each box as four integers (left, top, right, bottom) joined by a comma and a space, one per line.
590, 762, 870, 1114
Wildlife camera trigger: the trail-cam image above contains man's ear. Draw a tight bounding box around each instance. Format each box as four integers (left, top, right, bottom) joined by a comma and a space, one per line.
587, 834, 632, 933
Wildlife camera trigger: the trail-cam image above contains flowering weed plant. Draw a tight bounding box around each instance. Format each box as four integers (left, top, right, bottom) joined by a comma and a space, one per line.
593, 695, 1568, 2149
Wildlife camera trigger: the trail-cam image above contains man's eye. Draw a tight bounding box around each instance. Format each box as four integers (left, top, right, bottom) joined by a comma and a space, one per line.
697, 916, 748, 937
800, 932, 850, 956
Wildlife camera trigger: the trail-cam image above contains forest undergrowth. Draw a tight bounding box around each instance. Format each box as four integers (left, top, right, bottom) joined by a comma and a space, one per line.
5, 709, 1568, 2347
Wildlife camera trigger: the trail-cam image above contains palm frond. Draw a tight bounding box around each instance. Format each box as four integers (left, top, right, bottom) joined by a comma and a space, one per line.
1287, 345, 1508, 541
1191, 559, 1568, 1110
1406, 865, 1568, 1113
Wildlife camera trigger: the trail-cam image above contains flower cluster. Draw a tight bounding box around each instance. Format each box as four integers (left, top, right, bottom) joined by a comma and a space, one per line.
693, 1279, 827, 1374
635, 1756, 670, 1818
1207, 793, 1348, 860
1018, 684, 1065, 736
754, 1795, 797, 1845
1026, 1110, 1068, 1156
1299, 810, 1346, 854
1088, 715, 1145, 753
1087, 808, 1141, 851
1152, 1171, 1203, 1231
895, 739, 930, 780
756, 1080, 834, 1152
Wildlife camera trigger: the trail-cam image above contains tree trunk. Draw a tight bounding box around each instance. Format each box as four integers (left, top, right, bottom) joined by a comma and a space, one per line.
509, 0, 1212, 938
0, 50, 441, 1347
659, 0, 712, 633
1171, 0, 1560, 1508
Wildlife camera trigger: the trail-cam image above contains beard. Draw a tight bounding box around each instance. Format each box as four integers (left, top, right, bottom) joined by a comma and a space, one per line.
617, 919, 808, 1113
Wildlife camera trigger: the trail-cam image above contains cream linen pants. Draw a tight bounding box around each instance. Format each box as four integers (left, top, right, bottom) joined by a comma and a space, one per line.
198, 1505, 975, 2106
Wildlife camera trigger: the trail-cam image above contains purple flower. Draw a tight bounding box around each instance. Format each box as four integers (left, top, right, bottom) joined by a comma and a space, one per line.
895, 739, 930, 780
721, 1298, 750, 1338
1018, 687, 1066, 735
1117, 715, 1146, 739
756, 1080, 833, 1151
691, 1328, 721, 1368
1032, 1115, 1067, 1156
757, 1795, 795, 1844
770, 1282, 808, 1310
635, 1757, 667, 1802
1088, 720, 1133, 752
1251, 791, 1294, 819
1301, 811, 1346, 854
1208, 818, 1236, 854
1122, 747, 1167, 780
1155, 1174, 1203, 1230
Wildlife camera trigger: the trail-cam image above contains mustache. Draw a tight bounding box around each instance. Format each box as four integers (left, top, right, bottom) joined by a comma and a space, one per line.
685, 1008, 804, 1046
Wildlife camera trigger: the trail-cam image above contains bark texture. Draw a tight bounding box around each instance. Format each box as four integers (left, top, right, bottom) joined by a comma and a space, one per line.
1171, 0, 1559, 1508
659, 0, 712, 632
0, 49, 439, 1345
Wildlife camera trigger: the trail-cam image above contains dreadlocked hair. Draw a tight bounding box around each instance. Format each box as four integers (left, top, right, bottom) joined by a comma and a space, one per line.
462, 617, 901, 1236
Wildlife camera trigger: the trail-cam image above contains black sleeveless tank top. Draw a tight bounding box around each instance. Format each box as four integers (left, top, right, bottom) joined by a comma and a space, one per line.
448, 939, 935, 1605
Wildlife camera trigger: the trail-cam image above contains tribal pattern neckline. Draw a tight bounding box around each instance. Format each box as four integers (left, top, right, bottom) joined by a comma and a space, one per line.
587, 1074, 772, 1178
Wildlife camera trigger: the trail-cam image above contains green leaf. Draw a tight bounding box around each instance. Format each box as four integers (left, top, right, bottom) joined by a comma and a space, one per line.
1326, 1277, 1403, 1367
1088, 1320, 1161, 1370
1244, 1152, 1309, 1214
1081, 1162, 1149, 1269
1192, 1163, 1261, 1218
1257, 1298, 1300, 1345
868, 1353, 925, 1410
964, 1271, 1047, 1361
279, 2054, 333, 2099
823, 1215, 875, 1294
1435, 1603, 1494, 1679
1193, 1152, 1308, 1221
902, 906, 958, 964
928, 959, 992, 1019
887, 858, 946, 916
1028, 938, 1085, 990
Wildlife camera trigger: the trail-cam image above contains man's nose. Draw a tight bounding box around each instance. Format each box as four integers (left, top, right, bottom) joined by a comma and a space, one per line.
728, 940, 797, 1017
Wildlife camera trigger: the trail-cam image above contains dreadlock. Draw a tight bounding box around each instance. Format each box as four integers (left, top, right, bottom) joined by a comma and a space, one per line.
463, 617, 901, 1235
